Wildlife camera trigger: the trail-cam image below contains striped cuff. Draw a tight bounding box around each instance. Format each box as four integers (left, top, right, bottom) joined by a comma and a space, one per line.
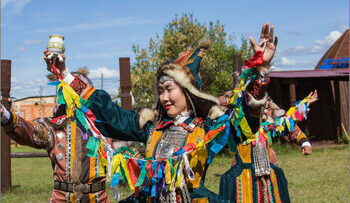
301, 141, 311, 148
1, 111, 18, 132
1, 106, 11, 124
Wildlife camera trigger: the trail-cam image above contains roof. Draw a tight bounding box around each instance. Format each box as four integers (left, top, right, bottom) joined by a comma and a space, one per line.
315, 29, 349, 69
14, 95, 56, 102
270, 68, 349, 79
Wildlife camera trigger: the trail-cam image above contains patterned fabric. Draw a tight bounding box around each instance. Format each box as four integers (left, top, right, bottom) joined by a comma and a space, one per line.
2, 115, 110, 202
70, 76, 88, 95
219, 152, 290, 203
247, 78, 270, 100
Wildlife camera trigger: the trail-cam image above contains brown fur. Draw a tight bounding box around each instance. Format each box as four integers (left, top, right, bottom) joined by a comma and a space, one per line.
198, 38, 211, 49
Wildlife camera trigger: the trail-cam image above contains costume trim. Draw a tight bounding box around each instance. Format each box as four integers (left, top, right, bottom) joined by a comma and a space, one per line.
163, 65, 219, 105
82, 86, 95, 100
139, 108, 158, 129
270, 169, 282, 203
247, 91, 268, 110
208, 105, 225, 120
66, 121, 72, 183
153, 63, 219, 118
2, 111, 18, 132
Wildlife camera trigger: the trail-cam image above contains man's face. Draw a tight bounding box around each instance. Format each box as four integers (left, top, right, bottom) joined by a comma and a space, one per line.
158, 80, 189, 118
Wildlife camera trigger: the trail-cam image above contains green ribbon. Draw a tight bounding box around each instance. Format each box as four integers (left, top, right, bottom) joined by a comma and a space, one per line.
75, 108, 89, 130
86, 137, 99, 157
135, 162, 147, 187
57, 88, 66, 105
115, 146, 135, 155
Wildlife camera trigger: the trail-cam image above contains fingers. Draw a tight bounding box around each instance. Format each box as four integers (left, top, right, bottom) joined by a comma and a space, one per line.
302, 146, 312, 155
269, 25, 274, 42
260, 23, 269, 41
60, 54, 66, 61
263, 22, 269, 39
274, 34, 278, 47
314, 90, 318, 99
248, 36, 258, 51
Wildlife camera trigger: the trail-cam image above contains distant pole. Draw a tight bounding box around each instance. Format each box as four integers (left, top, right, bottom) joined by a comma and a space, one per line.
289, 80, 296, 106
1, 59, 12, 193
119, 57, 133, 110
233, 54, 242, 88
101, 73, 103, 90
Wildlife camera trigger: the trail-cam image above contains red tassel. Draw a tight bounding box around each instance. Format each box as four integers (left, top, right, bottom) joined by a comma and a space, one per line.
243, 50, 264, 69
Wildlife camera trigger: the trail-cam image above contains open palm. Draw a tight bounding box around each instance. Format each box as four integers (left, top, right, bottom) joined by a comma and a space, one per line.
248, 23, 278, 67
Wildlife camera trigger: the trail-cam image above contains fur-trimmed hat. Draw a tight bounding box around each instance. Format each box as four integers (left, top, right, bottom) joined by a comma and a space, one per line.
153, 39, 224, 119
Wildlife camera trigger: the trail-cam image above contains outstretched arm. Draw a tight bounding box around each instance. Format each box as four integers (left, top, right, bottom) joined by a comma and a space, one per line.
1, 105, 53, 150
43, 50, 154, 143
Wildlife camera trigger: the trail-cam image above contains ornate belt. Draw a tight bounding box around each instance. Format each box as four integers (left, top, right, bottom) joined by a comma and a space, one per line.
54, 180, 106, 193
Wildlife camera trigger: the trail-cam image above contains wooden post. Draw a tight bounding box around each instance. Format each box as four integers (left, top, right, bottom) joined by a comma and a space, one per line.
1, 59, 12, 193
233, 54, 242, 88
289, 80, 296, 106
334, 80, 342, 142
119, 57, 133, 110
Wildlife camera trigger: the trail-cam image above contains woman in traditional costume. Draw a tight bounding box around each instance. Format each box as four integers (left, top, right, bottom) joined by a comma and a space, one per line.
81, 23, 317, 202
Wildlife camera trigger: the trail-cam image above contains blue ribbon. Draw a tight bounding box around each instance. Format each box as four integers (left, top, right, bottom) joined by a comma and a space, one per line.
172, 148, 185, 157
47, 81, 61, 86
111, 172, 120, 186
151, 161, 158, 197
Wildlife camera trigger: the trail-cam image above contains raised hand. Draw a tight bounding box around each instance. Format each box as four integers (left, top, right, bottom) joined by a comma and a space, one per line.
248, 23, 278, 67
43, 49, 66, 76
307, 90, 318, 106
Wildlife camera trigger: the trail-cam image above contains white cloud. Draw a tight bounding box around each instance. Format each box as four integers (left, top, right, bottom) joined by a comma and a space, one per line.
73, 50, 131, 60
279, 30, 342, 56
280, 57, 296, 66
89, 67, 119, 79
73, 52, 116, 59
32, 17, 152, 33
275, 56, 314, 68
18, 39, 43, 52
11, 86, 22, 90
1, 0, 32, 15
312, 30, 341, 52
11, 77, 20, 83
22, 40, 42, 45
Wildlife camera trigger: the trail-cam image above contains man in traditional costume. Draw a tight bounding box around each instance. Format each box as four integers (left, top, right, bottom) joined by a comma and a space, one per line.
1, 68, 111, 202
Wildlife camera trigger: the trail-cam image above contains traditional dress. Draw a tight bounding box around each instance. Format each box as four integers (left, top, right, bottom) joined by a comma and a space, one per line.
84, 41, 311, 202
1, 73, 110, 203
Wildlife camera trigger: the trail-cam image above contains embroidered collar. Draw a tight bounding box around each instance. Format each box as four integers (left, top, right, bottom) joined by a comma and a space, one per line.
155, 113, 204, 132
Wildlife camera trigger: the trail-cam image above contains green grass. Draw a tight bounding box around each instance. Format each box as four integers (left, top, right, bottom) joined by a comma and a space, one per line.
1, 144, 348, 202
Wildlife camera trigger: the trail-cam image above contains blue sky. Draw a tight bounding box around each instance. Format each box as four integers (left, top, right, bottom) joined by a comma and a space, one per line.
1, 0, 348, 99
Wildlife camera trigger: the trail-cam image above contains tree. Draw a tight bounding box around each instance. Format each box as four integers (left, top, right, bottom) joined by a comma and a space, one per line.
131, 14, 254, 110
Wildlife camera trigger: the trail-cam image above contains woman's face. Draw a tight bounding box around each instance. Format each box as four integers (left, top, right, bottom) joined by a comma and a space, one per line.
158, 80, 189, 118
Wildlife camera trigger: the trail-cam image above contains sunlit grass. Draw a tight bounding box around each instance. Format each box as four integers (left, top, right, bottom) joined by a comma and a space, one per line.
1, 144, 348, 202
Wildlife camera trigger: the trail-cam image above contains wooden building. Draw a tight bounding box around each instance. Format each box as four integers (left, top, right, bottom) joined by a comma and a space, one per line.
268, 29, 349, 142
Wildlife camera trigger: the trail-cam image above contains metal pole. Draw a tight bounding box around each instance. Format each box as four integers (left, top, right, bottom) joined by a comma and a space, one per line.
1, 59, 12, 193
101, 73, 103, 90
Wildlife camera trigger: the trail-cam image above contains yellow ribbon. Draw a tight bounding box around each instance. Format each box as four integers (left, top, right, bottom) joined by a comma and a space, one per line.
165, 160, 171, 185
57, 81, 82, 117
120, 155, 135, 191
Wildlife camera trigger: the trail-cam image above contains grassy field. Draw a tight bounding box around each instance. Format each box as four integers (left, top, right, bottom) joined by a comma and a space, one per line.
1, 144, 348, 202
